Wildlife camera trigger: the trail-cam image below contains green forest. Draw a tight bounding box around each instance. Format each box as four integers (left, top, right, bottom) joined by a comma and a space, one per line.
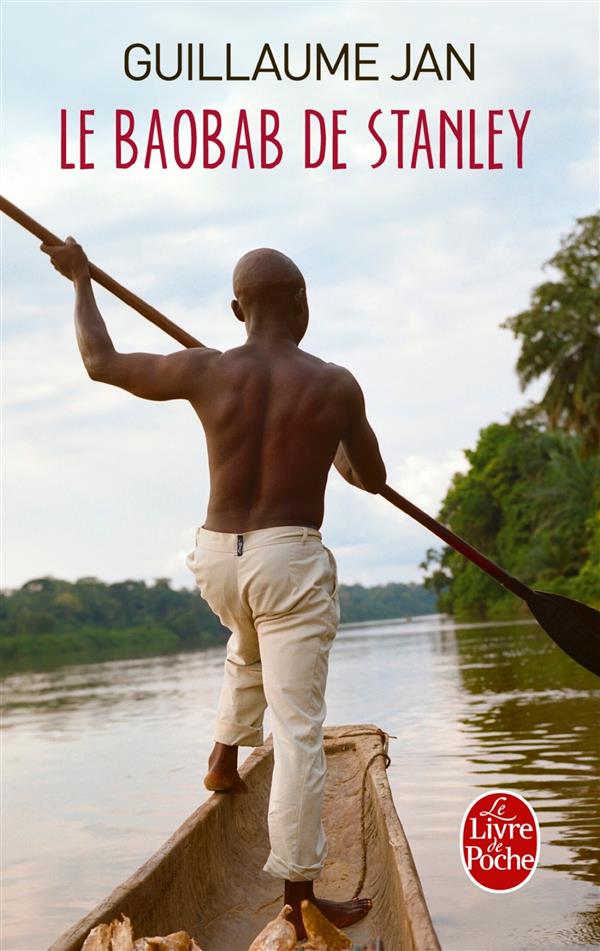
423, 213, 600, 620
0, 576, 435, 672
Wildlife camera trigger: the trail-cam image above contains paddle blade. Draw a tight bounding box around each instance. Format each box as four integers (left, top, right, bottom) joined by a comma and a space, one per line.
527, 590, 600, 677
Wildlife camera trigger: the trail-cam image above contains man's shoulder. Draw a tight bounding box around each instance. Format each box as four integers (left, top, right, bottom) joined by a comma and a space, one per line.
322, 360, 360, 392
292, 352, 362, 400
185, 344, 222, 363
295, 348, 353, 380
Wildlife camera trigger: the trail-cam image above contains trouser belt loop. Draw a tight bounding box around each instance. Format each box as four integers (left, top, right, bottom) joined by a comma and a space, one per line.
237, 534, 244, 556
302, 527, 308, 544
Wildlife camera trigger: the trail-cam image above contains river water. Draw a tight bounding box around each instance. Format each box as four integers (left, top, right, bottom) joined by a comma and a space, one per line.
2, 615, 599, 951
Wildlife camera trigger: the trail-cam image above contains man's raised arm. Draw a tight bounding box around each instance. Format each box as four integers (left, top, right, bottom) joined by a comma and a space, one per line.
333, 368, 387, 493
40, 237, 220, 401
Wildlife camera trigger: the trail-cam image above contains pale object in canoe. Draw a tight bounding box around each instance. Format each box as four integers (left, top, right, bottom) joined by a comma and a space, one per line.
48, 724, 442, 951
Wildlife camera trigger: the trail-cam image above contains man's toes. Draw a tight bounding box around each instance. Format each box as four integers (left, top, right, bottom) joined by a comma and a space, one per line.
346, 898, 373, 923
346, 897, 372, 911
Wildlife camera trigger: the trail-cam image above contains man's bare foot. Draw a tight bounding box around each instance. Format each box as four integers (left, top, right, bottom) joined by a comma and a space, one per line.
203, 741, 248, 794
284, 879, 372, 939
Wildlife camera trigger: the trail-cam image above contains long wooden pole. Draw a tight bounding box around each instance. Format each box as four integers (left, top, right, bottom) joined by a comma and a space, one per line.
0, 194, 203, 349
379, 484, 532, 601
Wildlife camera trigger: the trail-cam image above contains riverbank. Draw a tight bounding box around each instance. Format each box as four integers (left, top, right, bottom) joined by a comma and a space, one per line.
0, 575, 436, 675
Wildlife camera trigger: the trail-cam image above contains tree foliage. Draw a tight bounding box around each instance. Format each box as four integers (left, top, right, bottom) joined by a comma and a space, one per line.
339, 582, 435, 622
423, 420, 600, 620
501, 212, 600, 454
424, 213, 600, 620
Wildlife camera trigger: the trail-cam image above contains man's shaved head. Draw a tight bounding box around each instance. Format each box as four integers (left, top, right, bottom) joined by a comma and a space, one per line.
233, 248, 305, 304
231, 248, 309, 343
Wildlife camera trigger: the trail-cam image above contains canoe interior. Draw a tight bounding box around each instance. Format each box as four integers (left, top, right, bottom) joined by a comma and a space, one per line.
49, 724, 441, 951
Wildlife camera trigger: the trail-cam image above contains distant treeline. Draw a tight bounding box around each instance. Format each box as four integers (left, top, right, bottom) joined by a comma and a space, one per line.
423, 213, 600, 620
0, 575, 436, 671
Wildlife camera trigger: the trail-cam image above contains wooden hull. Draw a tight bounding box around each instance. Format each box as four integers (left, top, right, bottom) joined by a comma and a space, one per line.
49, 724, 442, 951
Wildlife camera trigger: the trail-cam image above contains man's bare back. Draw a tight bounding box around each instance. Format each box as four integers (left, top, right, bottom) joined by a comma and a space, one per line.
193, 341, 380, 532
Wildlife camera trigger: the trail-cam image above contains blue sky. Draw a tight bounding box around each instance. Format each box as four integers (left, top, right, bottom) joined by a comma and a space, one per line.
2, 1, 598, 590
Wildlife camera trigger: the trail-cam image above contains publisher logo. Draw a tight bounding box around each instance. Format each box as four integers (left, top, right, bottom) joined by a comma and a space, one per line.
460, 790, 540, 892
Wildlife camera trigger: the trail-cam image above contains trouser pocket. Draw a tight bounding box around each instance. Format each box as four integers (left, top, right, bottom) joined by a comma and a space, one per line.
323, 546, 339, 602
186, 546, 229, 623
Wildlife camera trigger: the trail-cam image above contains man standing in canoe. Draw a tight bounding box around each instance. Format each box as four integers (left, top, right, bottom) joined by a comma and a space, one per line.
41, 238, 386, 937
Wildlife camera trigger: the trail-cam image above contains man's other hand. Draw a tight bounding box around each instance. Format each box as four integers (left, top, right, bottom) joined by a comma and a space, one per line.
40, 236, 90, 282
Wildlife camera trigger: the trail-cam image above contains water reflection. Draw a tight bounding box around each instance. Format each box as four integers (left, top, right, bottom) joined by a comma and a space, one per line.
452, 622, 600, 893
2, 616, 599, 950
1, 650, 225, 729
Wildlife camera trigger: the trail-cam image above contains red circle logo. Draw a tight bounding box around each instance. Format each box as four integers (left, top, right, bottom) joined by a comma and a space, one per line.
460, 790, 540, 892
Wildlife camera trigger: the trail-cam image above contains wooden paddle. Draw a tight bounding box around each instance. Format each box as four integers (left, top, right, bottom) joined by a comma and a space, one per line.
380, 485, 600, 677
3, 194, 599, 677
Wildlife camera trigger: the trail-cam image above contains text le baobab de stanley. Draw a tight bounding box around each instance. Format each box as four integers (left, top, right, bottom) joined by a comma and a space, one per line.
60, 41, 531, 172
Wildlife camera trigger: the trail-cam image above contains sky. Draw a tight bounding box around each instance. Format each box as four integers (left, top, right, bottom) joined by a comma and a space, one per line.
1, 0, 598, 592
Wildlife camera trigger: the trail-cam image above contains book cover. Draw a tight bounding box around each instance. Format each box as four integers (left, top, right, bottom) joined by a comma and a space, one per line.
1, 2, 598, 950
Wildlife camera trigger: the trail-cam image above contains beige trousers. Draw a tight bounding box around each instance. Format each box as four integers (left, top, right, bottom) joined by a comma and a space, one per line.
185, 524, 340, 881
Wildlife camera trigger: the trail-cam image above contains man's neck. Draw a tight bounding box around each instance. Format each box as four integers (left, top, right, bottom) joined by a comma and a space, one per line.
244, 315, 299, 345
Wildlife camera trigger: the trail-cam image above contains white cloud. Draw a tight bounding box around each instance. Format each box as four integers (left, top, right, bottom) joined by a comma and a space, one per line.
568, 154, 600, 191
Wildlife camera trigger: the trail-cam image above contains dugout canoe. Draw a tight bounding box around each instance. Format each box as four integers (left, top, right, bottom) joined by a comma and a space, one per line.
49, 724, 442, 951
